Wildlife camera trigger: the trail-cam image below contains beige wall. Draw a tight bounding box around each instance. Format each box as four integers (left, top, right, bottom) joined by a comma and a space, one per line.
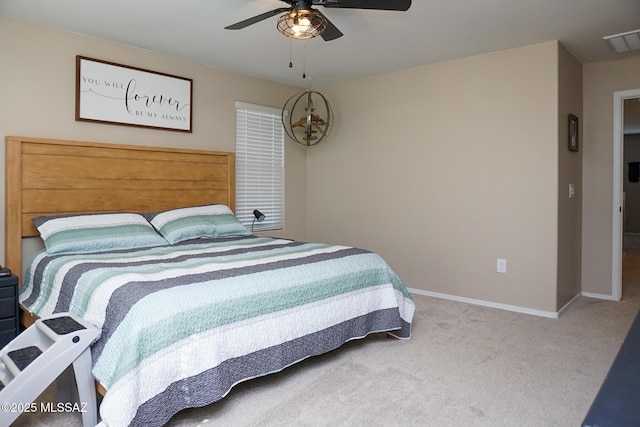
3, 15, 628, 313
557, 45, 583, 308
0, 17, 308, 267
310, 41, 562, 313
582, 56, 640, 296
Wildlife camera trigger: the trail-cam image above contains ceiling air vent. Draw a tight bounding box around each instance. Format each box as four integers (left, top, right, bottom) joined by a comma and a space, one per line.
604, 29, 640, 54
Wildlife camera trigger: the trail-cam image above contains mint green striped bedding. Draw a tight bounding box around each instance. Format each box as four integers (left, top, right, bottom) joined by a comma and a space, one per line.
20, 236, 414, 427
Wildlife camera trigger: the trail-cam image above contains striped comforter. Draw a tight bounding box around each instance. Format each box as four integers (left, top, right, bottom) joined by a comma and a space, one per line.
20, 236, 414, 426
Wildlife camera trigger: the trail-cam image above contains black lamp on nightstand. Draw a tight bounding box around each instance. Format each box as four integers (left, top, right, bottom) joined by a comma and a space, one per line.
252, 209, 265, 232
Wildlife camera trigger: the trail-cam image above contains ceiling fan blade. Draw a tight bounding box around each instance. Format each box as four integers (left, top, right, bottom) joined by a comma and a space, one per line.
320, 0, 411, 11
315, 10, 343, 41
225, 8, 289, 30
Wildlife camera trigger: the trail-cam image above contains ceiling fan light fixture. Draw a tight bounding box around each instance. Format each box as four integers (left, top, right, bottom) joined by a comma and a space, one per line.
277, 9, 327, 40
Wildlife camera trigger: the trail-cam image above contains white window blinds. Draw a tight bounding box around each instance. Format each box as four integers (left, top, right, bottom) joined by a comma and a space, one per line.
235, 101, 284, 231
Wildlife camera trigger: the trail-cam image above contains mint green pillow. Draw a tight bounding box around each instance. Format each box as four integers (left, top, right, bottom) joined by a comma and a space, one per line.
33, 213, 168, 255
144, 204, 251, 244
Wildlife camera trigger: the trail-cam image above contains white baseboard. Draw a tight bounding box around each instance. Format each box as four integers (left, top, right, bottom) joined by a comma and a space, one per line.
407, 287, 560, 318
406, 288, 620, 319
581, 291, 620, 301
557, 293, 582, 317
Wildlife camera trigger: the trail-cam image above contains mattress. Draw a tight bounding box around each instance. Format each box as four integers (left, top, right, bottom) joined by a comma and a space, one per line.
20, 235, 414, 426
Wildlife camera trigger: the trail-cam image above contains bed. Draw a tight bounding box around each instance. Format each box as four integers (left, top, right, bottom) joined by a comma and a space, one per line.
4, 136, 415, 426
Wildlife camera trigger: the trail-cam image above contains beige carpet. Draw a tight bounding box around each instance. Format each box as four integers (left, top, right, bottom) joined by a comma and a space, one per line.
14, 252, 640, 426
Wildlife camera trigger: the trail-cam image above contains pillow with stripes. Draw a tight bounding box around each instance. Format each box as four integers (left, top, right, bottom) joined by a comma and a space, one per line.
144, 204, 251, 244
33, 213, 169, 255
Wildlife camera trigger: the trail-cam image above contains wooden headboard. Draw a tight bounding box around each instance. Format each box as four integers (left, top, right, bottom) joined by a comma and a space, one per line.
5, 136, 235, 284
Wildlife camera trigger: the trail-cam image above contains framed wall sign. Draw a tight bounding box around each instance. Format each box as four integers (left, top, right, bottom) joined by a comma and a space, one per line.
568, 113, 579, 152
76, 56, 192, 132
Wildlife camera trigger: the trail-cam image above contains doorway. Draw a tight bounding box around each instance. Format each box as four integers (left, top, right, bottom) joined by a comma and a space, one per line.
613, 88, 640, 300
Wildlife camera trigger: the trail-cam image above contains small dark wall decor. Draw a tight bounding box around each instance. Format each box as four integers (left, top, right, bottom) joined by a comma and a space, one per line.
568, 113, 579, 152
76, 56, 193, 132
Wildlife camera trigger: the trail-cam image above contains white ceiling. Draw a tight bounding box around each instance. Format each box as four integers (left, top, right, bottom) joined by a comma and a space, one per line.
1, 0, 640, 88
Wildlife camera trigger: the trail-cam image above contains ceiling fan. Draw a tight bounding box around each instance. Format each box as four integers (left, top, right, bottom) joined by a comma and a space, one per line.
225, 0, 412, 41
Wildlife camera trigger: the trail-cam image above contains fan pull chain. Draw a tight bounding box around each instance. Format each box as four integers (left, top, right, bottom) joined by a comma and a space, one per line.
289, 40, 293, 69
302, 40, 307, 80
287, 40, 310, 82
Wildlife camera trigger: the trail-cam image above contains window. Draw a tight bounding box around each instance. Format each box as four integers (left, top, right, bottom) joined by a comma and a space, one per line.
235, 101, 284, 231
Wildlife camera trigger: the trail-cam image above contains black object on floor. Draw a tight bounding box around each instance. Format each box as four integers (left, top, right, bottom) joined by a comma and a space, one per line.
583, 308, 640, 427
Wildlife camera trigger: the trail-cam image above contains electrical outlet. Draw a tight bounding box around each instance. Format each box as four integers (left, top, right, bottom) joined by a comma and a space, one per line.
497, 258, 507, 274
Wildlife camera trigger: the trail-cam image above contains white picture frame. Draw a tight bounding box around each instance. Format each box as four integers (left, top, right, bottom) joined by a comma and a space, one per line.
76, 56, 192, 132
